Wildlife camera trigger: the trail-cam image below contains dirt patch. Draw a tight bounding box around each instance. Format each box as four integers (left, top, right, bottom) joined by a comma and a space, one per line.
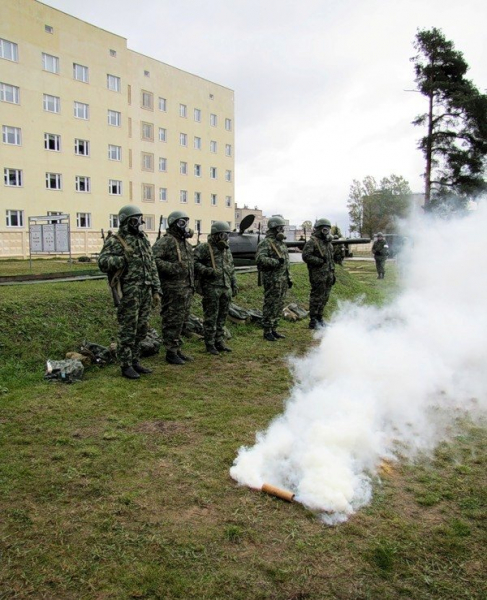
133, 419, 190, 436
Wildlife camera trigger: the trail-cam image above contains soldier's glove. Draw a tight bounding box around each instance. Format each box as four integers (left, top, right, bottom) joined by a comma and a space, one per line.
278, 257, 285, 265
232, 284, 239, 297
288, 279, 293, 289
152, 292, 161, 308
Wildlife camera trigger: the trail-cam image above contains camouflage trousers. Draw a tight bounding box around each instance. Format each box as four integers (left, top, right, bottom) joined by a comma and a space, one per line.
262, 276, 288, 331
201, 286, 232, 346
116, 284, 152, 367
160, 284, 193, 351
375, 257, 386, 276
308, 270, 334, 320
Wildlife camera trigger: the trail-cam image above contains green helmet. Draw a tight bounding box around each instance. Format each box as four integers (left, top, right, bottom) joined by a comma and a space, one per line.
267, 215, 286, 229
168, 210, 189, 227
315, 218, 331, 228
211, 221, 231, 234
377, 232, 384, 237
118, 204, 143, 224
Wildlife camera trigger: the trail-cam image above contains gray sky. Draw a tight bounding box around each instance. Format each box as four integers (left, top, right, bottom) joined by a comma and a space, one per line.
43, 0, 487, 233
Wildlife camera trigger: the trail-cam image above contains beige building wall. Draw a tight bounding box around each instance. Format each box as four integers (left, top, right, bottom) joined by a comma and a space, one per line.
0, 0, 235, 258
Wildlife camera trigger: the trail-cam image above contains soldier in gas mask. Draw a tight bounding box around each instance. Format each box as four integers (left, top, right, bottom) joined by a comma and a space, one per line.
256, 215, 293, 341
372, 232, 389, 279
194, 221, 238, 354
98, 205, 161, 379
302, 218, 336, 329
152, 211, 195, 365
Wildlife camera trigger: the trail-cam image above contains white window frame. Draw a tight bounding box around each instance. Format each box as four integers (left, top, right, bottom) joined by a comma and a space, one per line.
194, 136, 202, 150
180, 161, 188, 175
159, 127, 167, 142
225, 195, 232, 208
2, 126, 21, 145
180, 190, 188, 204
180, 132, 187, 147
6, 209, 24, 227
74, 138, 90, 156
194, 192, 201, 205
211, 193, 217, 206
179, 103, 187, 118
159, 187, 167, 202
225, 144, 232, 157
76, 212, 91, 228
43, 94, 60, 113
158, 97, 167, 111
210, 167, 217, 179
109, 214, 119, 228
109, 179, 122, 195
44, 132, 61, 151
194, 108, 201, 122
107, 74, 121, 92
159, 157, 167, 172
194, 164, 201, 177
142, 214, 155, 230
73, 63, 89, 83
42, 52, 59, 74
210, 113, 217, 127
45, 172, 62, 190
225, 118, 232, 131
108, 109, 121, 126
225, 170, 232, 182
142, 183, 155, 202
74, 101, 89, 120
210, 140, 217, 153
141, 90, 153, 110
75, 176, 91, 193
141, 122, 154, 141
108, 144, 122, 161
142, 152, 154, 171
0, 83, 19, 104
4, 168, 23, 187
0, 39, 18, 62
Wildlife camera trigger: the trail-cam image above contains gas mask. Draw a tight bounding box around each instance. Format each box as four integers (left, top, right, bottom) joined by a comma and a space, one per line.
175, 218, 191, 238
127, 215, 144, 234
274, 226, 286, 241
317, 227, 332, 242
213, 232, 229, 249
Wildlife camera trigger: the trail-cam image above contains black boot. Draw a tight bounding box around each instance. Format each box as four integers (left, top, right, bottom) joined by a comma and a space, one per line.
263, 331, 277, 342
272, 330, 285, 339
177, 350, 194, 362
166, 350, 185, 365
206, 344, 220, 355
215, 342, 232, 352
121, 365, 140, 379
132, 362, 152, 374
309, 319, 317, 330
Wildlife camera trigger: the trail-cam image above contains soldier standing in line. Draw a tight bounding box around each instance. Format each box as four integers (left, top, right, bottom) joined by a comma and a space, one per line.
302, 218, 336, 329
332, 234, 346, 266
152, 211, 195, 365
256, 215, 293, 342
98, 205, 161, 380
194, 221, 238, 355
372, 232, 389, 279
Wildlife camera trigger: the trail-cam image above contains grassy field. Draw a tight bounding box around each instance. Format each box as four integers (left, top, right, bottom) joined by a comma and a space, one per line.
0, 258, 100, 277
0, 261, 485, 599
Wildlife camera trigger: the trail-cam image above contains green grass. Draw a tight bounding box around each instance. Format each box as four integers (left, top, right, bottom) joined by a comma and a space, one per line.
0, 257, 100, 277
0, 260, 485, 599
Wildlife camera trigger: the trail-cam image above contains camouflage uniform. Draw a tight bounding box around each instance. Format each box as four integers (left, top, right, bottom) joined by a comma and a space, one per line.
152, 230, 194, 352
256, 232, 292, 334
333, 242, 346, 266
194, 239, 237, 348
372, 238, 388, 278
98, 223, 160, 368
302, 234, 336, 325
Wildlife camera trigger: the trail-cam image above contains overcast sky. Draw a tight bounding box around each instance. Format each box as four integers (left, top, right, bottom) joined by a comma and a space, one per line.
43, 0, 487, 233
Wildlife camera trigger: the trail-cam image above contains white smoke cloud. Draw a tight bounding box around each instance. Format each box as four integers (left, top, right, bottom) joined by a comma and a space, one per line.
230, 202, 487, 524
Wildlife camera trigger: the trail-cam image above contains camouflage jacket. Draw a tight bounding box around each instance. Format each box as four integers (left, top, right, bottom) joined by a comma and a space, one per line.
194, 240, 237, 290
256, 233, 292, 283
152, 231, 195, 288
372, 239, 388, 257
302, 235, 335, 272
98, 223, 160, 292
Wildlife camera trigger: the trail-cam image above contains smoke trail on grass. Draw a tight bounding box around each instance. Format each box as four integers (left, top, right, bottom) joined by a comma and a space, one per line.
230, 203, 487, 523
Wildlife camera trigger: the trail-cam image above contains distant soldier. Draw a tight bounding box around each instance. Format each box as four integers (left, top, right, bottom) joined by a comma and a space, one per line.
194, 221, 238, 355
152, 211, 195, 365
98, 205, 161, 379
332, 234, 346, 266
256, 215, 292, 341
372, 232, 389, 279
302, 218, 336, 329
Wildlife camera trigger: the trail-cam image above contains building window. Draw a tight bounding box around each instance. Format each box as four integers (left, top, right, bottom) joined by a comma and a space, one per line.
109, 49, 117, 57
195, 219, 202, 233
180, 190, 188, 203
141, 152, 154, 171
43, 94, 60, 113
108, 144, 122, 161
179, 104, 187, 118
159, 187, 167, 202
4, 168, 22, 187
144, 70, 150, 78
44, 133, 61, 151
74, 138, 90, 156
0, 82, 19, 104
45, 25, 53, 34
225, 144, 232, 157
46, 172, 62, 190
42, 53, 59, 74
157, 128, 166, 142
107, 74, 121, 92
74, 101, 89, 120
141, 90, 153, 110
109, 179, 122, 195
109, 214, 119, 228
75, 176, 91, 192
211, 194, 217, 206
194, 192, 201, 205
141, 215, 154, 231
2, 126, 21, 145
73, 63, 89, 83
180, 132, 187, 146
141, 122, 154, 141
194, 108, 201, 122
225, 170, 232, 182
210, 167, 217, 179
225, 118, 232, 131
225, 195, 232, 208
210, 140, 217, 153
6, 209, 24, 227
77, 212, 91, 228
0, 39, 18, 62
194, 164, 201, 177
158, 97, 167, 111
108, 109, 121, 126
210, 113, 217, 127
194, 136, 202, 150
180, 161, 187, 175
142, 184, 154, 202
159, 157, 167, 172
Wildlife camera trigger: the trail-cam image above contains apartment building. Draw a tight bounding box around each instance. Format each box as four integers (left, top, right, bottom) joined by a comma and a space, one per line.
0, 0, 235, 257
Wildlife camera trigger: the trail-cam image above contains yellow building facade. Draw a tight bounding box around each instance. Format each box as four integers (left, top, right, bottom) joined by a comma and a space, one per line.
0, 0, 235, 258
